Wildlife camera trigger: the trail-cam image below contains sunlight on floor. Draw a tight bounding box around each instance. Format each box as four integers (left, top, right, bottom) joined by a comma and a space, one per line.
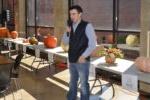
46, 70, 139, 100
0, 89, 36, 100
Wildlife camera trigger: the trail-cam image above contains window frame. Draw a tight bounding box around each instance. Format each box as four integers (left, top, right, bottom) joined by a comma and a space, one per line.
72, 0, 140, 44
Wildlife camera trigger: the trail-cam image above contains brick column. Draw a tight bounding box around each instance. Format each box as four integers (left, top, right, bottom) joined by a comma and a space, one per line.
53, 0, 68, 45
141, 0, 150, 57
15, 0, 26, 37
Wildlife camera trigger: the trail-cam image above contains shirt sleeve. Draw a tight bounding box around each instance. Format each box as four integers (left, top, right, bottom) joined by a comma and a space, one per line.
82, 23, 97, 58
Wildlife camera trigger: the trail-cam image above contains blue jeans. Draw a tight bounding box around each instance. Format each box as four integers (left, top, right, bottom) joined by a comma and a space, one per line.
67, 62, 90, 100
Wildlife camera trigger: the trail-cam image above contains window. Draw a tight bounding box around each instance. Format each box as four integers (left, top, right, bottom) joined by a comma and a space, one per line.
73, 0, 140, 44
36, 0, 54, 27
118, 0, 140, 31
74, 0, 113, 30
73, 0, 140, 59
1, 0, 16, 30
27, 0, 35, 26
26, 0, 54, 36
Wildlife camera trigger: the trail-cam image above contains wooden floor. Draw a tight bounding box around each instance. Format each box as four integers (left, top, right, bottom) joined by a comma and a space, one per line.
0, 54, 149, 100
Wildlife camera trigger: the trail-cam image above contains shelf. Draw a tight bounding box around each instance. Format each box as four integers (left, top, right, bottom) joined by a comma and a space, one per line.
101, 43, 140, 51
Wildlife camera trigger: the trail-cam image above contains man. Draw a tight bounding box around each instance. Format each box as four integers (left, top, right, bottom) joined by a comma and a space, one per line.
64, 5, 97, 100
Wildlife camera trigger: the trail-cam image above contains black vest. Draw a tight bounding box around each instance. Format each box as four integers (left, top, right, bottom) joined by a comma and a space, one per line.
68, 20, 90, 63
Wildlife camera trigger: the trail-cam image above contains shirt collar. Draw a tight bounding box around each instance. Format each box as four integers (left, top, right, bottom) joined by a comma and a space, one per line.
73, 19, 81, 26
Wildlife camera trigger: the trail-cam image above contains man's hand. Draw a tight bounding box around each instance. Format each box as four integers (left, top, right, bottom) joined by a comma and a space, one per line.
67, 26, 71, 33
78, 56, 86, 63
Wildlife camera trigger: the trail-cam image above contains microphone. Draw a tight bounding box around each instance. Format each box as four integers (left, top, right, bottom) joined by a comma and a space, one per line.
67, 19, 72, 37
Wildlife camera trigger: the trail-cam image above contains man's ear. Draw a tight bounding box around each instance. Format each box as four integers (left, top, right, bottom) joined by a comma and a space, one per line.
79, 13, 82, 17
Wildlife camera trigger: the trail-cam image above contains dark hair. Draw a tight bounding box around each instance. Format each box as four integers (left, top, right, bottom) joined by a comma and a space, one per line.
69, 5, 83, 13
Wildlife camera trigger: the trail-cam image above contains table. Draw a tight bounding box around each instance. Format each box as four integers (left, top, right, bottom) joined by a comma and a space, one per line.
96, 57, 134, 75
4, 38, 44, 54
3, 38, 45, 71
42, 47, 68, 71
90, 57, 134, 98
3, 38, 25, 56
43, 47, 67, 63
123, 64, 150, 95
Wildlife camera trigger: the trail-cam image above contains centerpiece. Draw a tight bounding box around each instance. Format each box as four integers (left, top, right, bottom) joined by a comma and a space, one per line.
99, 47, 124, 64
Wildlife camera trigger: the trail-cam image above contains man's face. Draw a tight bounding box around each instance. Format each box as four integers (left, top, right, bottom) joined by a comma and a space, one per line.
70, 9, 82, 23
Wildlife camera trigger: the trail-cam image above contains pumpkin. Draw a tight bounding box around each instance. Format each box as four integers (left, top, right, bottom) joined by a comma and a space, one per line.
107, 34, 113, 44
135, 57, 150, 73
44, 35, 57, 48
10, 31, 18, 39
126, 34, 139, 47
0, 27, 10, 38
60, 33, 69, 52
29, 37, 38, 45
61, 41, 69, 52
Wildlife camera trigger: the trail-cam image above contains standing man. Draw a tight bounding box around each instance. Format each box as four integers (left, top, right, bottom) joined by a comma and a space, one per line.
65, 5, 97, 100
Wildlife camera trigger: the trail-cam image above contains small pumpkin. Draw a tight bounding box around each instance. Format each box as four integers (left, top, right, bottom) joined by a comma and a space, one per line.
61, 41, 69, 52
44, 34, 57, 48
135, 57, 150, 73
29, 37, 38, 45
10, 31, 18, 39
60, 33, 69, 52
107, 34, 113, 44
0, 27, 10, 38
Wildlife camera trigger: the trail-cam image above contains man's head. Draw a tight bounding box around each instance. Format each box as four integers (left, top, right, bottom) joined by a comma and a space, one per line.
69, 5, 83, 23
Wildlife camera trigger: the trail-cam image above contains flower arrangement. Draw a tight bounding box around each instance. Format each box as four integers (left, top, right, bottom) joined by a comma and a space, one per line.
99, 47, 124, 64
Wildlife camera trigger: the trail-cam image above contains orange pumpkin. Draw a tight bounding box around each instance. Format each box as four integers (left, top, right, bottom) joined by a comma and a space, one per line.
44, 35, 57, 48
107, 34, 113, 44
10, 31, 18, 39
0, 27, 10, 38
135, 57, 150, 72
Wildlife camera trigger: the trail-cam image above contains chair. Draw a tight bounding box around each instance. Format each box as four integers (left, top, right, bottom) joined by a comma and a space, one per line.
10, 53, 24, 91
0, 73, 11, 100
0, 53, 24, 100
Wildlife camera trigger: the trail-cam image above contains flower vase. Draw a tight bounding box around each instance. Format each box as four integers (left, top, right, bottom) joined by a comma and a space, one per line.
105, 55, 116, 64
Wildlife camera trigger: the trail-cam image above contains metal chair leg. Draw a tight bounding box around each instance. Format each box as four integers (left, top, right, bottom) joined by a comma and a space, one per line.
14, 79, 20, 90
17, 79, 23, 100
1, 92, 6, 100
3, 94, 6, 100
9, 85, 15, 100
13, 79, 23, 100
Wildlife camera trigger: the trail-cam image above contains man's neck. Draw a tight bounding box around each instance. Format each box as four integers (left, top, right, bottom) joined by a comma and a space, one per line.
73, 19, 81, 25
